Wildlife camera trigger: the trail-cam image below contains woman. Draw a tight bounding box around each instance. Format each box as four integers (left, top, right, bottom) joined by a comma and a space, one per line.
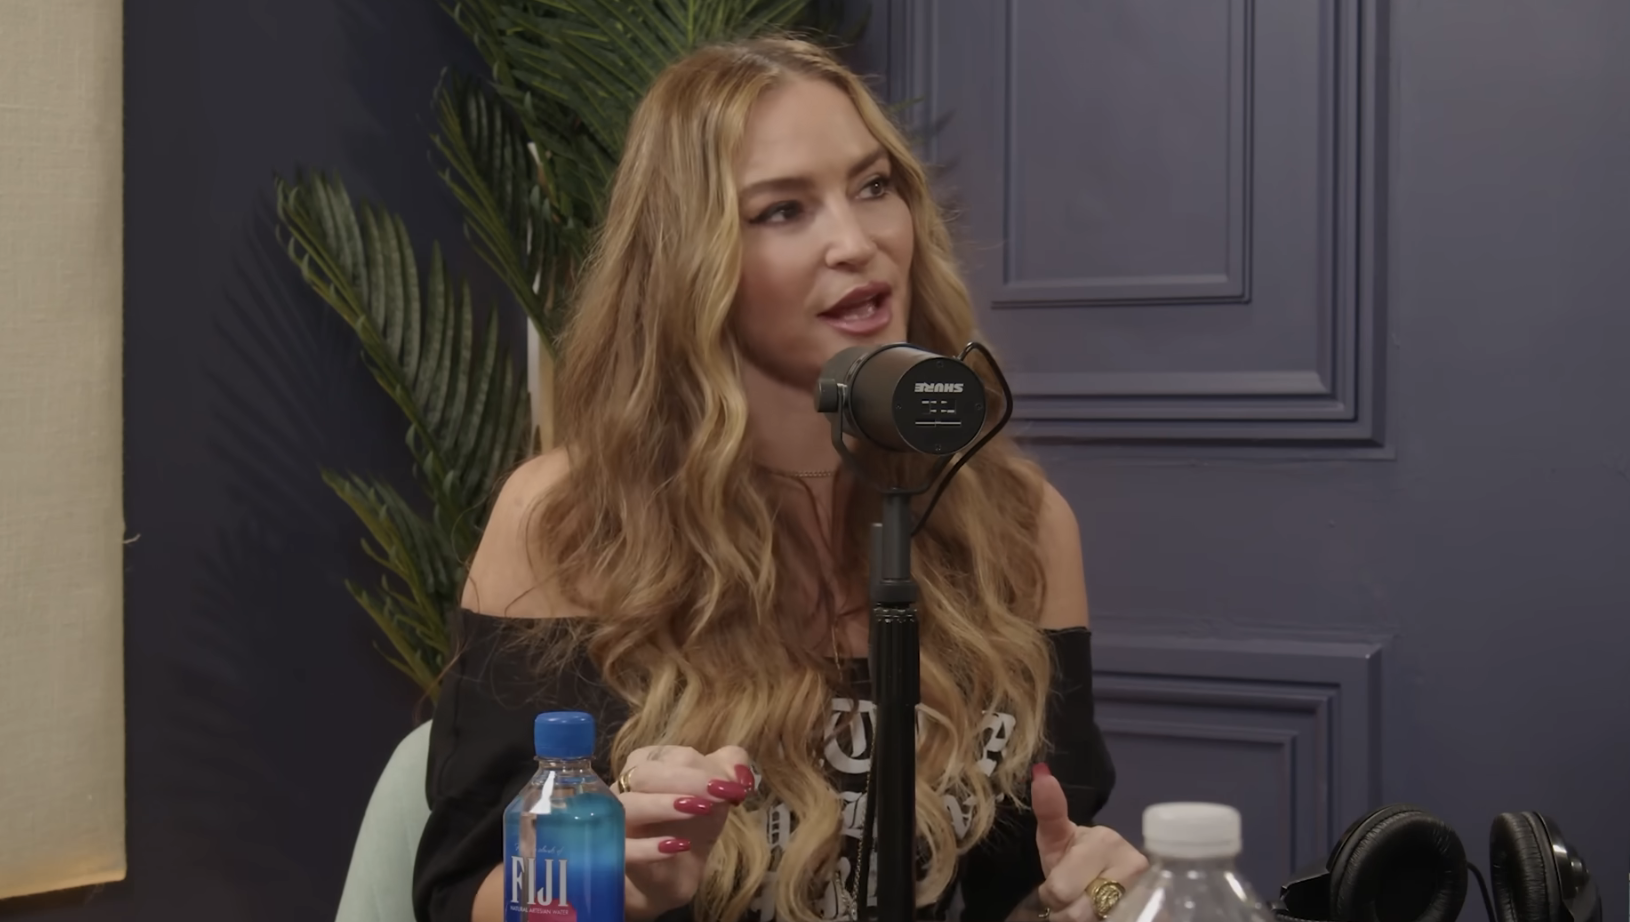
411, 35, 1146, 922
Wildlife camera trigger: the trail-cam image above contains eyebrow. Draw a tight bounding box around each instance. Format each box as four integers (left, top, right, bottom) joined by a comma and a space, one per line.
739, 146, 889, 200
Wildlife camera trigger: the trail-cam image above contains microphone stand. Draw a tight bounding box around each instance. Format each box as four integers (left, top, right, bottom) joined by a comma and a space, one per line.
819, 341, 1013, 922
865, 488, 919, 922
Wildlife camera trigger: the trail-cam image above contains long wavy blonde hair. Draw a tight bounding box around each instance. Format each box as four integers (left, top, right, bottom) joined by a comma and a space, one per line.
526, 35, 1056, 922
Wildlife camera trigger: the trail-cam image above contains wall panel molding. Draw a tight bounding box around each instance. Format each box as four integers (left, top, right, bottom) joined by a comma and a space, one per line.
894, 0, 1391, 445
993, 0, 1252, 307
1090, 633, 1384, 885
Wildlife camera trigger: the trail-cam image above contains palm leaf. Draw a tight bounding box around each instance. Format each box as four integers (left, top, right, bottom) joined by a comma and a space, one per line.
431, 71, 568, 347
324, 472, 458, 691
274, 170, 533, 695
274, 169, 533, 559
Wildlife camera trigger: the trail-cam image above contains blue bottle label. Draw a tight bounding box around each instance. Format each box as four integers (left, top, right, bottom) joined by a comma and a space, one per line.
506, 853, 577, 920
503, 771, 623, 922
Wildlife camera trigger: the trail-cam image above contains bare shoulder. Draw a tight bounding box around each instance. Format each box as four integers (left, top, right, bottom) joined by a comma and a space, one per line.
460, 446, 577, 619
1036, 479, 1090, 630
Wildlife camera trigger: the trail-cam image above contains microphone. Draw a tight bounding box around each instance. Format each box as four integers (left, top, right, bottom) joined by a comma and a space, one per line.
809, 340, 1013, 922
814, 343, 988, 455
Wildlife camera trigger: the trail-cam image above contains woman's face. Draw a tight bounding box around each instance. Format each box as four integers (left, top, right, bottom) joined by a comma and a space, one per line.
731, 77, 915, 391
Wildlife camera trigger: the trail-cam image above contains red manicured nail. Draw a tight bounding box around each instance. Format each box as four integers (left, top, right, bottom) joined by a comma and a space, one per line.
736, 764, 756, 790
674, 797, 714, 816
707, 779, 748, 802
659, 838, 691, 854
1032, 763, 1053, 780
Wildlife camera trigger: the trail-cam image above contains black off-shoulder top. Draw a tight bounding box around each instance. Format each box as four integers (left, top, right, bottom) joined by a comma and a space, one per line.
411, 609, 1115, 922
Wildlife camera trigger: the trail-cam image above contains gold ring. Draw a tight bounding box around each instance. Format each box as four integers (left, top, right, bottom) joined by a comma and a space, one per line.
1037, 908, 1051, 922
1087, 877, 1125, 919
615, 765, 636, 794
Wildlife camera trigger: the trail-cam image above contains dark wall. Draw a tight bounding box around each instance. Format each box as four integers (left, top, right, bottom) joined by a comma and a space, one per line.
860, 0, 1630, 917
0, 2, 500, 920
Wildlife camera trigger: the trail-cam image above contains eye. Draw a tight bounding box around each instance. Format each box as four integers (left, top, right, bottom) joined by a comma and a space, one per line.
750, 201, 803, 224
860, 174, 893, 198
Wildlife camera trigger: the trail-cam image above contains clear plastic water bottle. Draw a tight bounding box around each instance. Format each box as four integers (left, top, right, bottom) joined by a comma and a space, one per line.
502, 711, 625, 921
1104, 803, 1274, 922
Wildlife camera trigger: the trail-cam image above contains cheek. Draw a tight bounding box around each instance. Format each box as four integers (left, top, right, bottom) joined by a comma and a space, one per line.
868, 200, 915, 268
872, 203, 916, 322
734, 239, 814, 343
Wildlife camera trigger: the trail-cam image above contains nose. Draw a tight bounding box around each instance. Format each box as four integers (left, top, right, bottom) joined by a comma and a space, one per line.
824, 202, 878, 268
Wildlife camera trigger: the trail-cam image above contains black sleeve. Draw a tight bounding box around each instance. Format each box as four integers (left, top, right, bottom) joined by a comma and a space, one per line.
956, 628, 1117, 922
411, 609, 629, 922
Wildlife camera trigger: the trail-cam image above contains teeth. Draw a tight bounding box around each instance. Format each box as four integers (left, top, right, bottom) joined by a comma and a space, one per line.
834, 297, 879, 319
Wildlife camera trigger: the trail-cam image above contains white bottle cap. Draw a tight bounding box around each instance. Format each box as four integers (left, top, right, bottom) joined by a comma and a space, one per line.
1142, 802, 1243, 859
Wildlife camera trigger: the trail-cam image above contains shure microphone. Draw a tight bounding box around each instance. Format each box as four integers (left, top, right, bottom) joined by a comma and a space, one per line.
814, 341, 1008, 922
814, 343, 987, 455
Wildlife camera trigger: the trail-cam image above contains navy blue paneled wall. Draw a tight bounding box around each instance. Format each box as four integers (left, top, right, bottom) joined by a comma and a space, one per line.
856, 2, 1630, 919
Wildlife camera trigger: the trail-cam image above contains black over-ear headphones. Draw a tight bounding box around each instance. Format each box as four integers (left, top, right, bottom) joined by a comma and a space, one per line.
1272, 804, 1602, 922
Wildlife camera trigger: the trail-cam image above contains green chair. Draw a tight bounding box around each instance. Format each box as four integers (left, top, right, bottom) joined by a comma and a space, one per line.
334, 720, 433, 922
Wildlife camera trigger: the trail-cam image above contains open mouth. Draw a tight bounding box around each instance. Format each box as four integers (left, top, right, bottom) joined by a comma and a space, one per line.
820, 295, 883, 322
819, 282, 893, 335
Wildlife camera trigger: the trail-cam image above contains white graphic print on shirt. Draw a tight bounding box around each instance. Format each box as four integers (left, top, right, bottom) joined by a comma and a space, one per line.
746, 695, 1017, 922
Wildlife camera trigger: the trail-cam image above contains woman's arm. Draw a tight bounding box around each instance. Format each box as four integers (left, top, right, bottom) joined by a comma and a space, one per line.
1035, 481, 1090, 632
413, 451, 594, 922
415, 449, 733, 922
470, 868, 505, 922
957, 482, 1116, 920
411, 604, 579, 922
956, 627, 1117, 920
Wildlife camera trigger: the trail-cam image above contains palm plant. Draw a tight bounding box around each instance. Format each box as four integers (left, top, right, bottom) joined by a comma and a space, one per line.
273, 0, 863, 698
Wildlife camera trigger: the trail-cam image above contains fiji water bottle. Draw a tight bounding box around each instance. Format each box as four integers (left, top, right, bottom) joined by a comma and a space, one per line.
502, 711, 625, 921
1103, 803, 1275, 922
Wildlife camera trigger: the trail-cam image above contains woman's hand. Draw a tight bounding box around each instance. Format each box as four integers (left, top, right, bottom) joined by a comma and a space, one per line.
1031, 764, 1150, 922
616, 744, 755, 922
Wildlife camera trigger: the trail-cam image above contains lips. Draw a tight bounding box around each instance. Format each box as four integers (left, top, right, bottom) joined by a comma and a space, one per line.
823, 281, 892, 316
818, 282, 894, 336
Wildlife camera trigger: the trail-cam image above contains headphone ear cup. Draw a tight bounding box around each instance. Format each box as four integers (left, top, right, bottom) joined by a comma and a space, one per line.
1490, 812, 1564, 922
1330, 805, 1468, 922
